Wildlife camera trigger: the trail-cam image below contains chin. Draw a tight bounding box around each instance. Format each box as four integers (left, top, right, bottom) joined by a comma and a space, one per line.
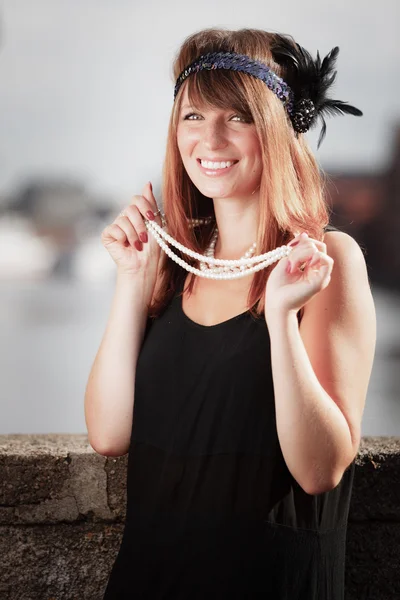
198, 185, 232, 198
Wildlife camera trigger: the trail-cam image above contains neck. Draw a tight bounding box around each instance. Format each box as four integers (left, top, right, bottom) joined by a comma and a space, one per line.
213, 195, 259, 259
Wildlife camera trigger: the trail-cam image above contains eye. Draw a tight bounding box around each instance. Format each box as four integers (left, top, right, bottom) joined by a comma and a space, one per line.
183, 112, 250, 122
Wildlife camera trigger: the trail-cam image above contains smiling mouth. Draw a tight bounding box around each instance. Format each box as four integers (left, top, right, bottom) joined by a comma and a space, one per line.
197, 159, 239, 165
196, 159, 240, 177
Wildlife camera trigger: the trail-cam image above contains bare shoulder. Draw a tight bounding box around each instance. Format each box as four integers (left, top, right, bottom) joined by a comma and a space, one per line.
303, 228, 373, 323
322, 229, 368, 271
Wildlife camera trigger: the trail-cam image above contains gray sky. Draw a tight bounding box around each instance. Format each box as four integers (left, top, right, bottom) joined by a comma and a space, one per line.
0, 0, 399, 203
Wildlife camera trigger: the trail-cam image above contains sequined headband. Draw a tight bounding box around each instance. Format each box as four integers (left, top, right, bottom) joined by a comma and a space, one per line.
174, 51, 295, 115
174, 42, 363, 147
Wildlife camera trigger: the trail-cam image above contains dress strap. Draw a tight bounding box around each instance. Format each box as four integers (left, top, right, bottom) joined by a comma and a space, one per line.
323, 224, 341, 233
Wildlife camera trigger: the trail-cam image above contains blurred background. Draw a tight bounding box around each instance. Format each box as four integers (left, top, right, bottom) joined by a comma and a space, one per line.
1, 1, 399, 436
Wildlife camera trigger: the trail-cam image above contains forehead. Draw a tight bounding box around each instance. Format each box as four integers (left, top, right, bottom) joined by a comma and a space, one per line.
180, 75, 251, 116
179, 85, 202, 110
179, 84, 218, 111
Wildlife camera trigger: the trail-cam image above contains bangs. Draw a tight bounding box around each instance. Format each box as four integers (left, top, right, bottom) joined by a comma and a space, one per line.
183, 69, 253, 120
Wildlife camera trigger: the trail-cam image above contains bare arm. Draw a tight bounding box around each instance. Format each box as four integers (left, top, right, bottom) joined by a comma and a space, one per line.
85, 182, 162, 456
266, 232, 376, 495
84, 272, 149, 457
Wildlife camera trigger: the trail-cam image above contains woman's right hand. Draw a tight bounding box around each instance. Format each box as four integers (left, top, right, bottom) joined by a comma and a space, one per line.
101, 181, 163, 281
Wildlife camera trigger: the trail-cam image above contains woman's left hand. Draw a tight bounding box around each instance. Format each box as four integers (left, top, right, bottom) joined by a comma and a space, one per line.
264, 232, 334, 318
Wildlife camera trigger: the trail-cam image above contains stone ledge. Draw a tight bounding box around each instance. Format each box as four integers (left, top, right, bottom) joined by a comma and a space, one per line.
0, 434, 399, 599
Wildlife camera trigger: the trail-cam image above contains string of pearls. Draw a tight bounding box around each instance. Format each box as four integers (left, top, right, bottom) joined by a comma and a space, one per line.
143, 211, 294, 280
199, 225, 257, 275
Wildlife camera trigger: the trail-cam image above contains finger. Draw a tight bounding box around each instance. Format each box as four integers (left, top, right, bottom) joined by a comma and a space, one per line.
105, 223, 129, 245
117, 189, 158, 246
290, 238, 327, 254
308, 251, 334, 269
118, 189, 159, 226
126, 192, 157, 222
141, 181, 163, 224
288, 236, 327, 255
114, 217, 142, 249
113, 209, 127, 224
120, 204, 147, 248
290, 248, 326, 273
311, 239, 327, 253
288, 244, 318, 268
141, 181, 156, 208
288, 234, 326, 253
288, 231, 309, 244
287, 237, 327, 253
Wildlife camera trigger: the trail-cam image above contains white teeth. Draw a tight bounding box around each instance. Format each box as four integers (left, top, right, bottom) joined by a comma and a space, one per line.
200, 160, 236, 169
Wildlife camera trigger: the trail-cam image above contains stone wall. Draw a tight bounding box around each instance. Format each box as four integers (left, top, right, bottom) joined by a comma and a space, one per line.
0, 434, 399, 600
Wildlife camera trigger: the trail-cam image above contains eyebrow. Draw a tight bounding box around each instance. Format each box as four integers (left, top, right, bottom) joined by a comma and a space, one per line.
180, 104, 236, 113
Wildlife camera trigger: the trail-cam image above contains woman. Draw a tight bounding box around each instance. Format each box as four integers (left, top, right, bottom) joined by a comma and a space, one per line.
85, 27, 376, 599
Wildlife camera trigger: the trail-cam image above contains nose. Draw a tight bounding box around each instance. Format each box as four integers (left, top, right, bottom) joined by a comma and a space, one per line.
202, 119, 228, 149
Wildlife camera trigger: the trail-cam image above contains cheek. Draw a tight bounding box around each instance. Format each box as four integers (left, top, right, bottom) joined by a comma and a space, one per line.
247, 135, 262, 158
252, 145, 262, 163
176, 134, 186, 153
177, 135, 198, 158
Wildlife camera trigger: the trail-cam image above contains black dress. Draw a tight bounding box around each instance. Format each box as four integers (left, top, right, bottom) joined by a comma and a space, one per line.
103, 224, 355, 599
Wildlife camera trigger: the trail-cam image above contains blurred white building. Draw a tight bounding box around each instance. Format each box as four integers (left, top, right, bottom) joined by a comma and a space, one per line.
0, 214, 57, 280
2, 179, 116, 282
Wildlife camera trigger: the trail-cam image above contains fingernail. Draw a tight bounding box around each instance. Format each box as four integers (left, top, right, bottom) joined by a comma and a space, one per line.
134, 240, 143, 251
146, 210, 155, 220
139, 231, 148, 243
288, 240, 299, 247
148, 181, 153, 191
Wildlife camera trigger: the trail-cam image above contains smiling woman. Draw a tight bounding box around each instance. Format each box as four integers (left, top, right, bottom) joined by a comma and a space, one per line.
145, 32, 362, 317
95, 26, 375, 600
178, 100, 261, 188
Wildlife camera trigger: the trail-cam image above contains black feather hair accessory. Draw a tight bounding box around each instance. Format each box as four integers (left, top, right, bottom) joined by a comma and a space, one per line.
271, 35, 363, 147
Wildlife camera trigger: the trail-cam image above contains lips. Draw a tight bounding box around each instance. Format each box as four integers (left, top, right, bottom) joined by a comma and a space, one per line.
197, 158, 239, 177
197, 158, 239, 164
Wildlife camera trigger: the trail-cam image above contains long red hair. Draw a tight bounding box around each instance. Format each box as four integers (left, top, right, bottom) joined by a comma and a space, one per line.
148, 27, 331, 320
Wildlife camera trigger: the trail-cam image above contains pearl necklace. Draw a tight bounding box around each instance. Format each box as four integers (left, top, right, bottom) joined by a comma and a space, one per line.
144, 212, 293, 280
199, 226, 257, 275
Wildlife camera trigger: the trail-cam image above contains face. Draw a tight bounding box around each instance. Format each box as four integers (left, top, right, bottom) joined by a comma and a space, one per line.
176, 86, 263, 201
